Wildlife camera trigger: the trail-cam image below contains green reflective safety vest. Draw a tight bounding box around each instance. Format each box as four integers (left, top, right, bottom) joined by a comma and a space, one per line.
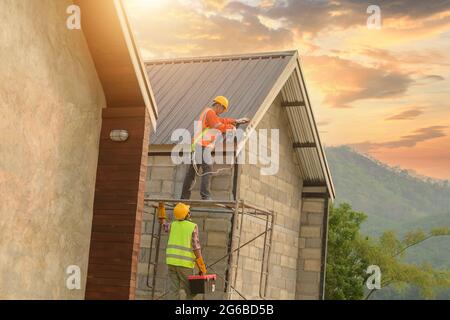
166, 220, 197, 268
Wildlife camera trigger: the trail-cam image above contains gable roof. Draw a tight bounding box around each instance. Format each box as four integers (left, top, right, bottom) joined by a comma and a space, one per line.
145, 51, 335, 199
146, 51, 294, 144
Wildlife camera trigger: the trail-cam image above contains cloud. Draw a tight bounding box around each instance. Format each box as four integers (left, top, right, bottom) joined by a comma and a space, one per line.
386, 108, 424, 120
201, 0, 227, 10
421, 75, 445, 81
350, 126, 448, 152
262, 0, 450, 35
303, 55, 414, 108
127, 0, 293, 58
361, 48, 450, 67
317, 120, 331, 126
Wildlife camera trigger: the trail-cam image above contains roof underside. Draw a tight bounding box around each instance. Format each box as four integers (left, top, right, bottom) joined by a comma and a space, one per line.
76, 0, 158, 127
281, 72, 329, 186
145, 51, 335, 198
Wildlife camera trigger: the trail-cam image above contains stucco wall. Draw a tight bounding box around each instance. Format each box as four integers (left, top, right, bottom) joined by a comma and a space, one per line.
0, 0, 105, 299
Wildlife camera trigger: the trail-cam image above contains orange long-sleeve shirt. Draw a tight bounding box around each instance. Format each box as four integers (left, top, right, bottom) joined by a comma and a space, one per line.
203, 108, 236, 133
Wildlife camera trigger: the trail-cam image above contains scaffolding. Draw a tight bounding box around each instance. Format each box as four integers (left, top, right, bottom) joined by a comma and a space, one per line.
143, 198, 275, 300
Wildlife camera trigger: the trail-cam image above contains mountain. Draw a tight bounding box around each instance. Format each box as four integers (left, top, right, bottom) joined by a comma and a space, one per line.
325, 146, 450, 299
325, 146, 450, 236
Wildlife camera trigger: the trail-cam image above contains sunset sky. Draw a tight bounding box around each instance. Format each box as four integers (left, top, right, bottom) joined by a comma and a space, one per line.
124, 0, 450, 180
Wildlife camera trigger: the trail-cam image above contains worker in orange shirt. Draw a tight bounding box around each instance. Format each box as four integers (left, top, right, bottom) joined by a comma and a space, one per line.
181, 96, 249, 200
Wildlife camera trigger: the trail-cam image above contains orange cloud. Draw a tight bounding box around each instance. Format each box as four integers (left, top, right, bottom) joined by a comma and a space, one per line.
126, 0, 293, 58
201, 0, 227, 10
386, 108, 424, 120
350, 126, 448, 152
303, 55, 414, 108
372, 135, 450, 179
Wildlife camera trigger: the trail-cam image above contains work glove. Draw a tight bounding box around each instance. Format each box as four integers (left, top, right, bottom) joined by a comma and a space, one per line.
235, 117, 250, 124
196, 256, 207, 275
158, 202, 166, 224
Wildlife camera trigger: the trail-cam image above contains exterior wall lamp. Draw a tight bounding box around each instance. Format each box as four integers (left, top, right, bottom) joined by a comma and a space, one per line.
110, 130, 129, 142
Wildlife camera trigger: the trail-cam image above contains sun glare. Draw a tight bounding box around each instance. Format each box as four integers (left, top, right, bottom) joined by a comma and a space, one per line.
129, 0, 167, 9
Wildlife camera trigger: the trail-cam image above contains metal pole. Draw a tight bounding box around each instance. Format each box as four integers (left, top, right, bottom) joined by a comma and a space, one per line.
224, 200, 240, 298
146, 206, 157, 288
151, 222, 162, 300
233, 200, 245, 289
259, 208, 270, 299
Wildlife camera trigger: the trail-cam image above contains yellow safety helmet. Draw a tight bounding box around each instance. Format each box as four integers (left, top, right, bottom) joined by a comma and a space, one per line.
213, 96, 229, 110
173, 203, 190, 220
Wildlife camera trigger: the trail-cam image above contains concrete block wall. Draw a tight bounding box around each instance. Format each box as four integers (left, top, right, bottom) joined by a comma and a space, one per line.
136, 154, 235, 299
235, 96, 305, 300
145, 155, 234, 201
135, 96, 330, 300
296, 197, 327, 299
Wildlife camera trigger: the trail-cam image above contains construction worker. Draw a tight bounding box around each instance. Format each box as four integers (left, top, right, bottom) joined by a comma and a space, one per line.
162, 203, 207, 300
181, 96, 250, 200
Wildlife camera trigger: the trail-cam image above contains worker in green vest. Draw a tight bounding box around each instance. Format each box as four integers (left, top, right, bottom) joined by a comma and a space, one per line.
162, 202, 207, 300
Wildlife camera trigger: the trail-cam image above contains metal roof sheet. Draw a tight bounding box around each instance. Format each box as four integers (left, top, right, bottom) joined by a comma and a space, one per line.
146, 51, 294, 144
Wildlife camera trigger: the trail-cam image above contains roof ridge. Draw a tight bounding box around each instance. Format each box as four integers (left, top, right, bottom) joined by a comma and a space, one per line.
145, 50, 298, 65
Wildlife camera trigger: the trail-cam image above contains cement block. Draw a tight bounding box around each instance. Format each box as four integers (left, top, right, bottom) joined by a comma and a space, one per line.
298, 283, 320, 295
297, 271, 320, 284
190, 217, 204, 231
304, 259, 321, 272
207, 231, 228, 248
151, 167, 175, 180
211, 176, 231, 191
306, 238, 322, 248
161, 180, 174, 194
153, 156, 178, 166
308, 212, 324, 225
140, 235, 152, 248
139, 248, 150, 263
302, 200, 325, 213
301, 248, 321, 259
300, 226, 321, 238
297, 294, 319, 300
205, 218, 230, 232
147, 180, 162, 194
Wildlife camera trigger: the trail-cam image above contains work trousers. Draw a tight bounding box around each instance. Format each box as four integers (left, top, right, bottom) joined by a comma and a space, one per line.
167, 265, 196, 300
181, 147, 213, 200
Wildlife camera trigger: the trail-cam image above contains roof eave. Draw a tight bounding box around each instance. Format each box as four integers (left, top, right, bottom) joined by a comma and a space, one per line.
76, 0, 158, 129
294, 56, 336, 200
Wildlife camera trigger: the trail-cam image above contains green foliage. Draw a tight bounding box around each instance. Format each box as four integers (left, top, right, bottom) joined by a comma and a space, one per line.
325, 203, 450, 300
325, 203, 368, 300
361, 227, 450, 300
325, 146, 450, 298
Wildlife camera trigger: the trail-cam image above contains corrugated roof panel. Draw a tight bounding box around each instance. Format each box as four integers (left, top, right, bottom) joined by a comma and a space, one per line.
146, 53, 293, 144
281, 72, 326, 184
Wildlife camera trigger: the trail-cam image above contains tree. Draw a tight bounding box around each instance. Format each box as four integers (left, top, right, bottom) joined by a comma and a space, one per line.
325, 203, 450, 300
